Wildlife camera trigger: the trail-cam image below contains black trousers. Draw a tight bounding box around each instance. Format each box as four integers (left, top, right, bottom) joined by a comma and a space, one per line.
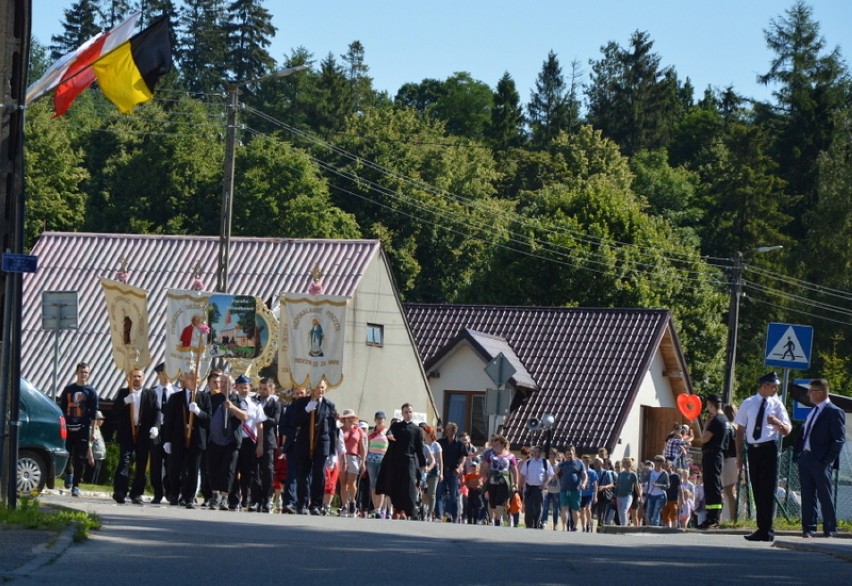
283, 447, 303, 507
114, 437, 152, 498
523, 486, 544, 528
150, 443, 167, 500
252, 446, 275, 506
297, 451, 329, 509
207, 442, 239, 493
169, 447, 202, 503
747, 443, 778, 536
231, 441, 259, 506
702, 449, 723, 522
65, 427, 90, 488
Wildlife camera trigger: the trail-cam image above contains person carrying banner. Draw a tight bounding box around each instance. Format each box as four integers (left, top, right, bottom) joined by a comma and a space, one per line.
112, 367, 160, 504
290, 380, 340, 515
206, 376, 248, 510
252, 377, 281, 513
162, 370, 211, 508
228, 375, 266, 511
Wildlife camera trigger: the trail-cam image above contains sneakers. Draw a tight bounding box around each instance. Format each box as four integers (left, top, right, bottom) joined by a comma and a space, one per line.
697, 521, 719, 530
71, 487, 80, 497
130, 496, 145, 505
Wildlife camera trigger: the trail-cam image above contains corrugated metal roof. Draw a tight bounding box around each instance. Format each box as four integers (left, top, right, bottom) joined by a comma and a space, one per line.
404, 304, 691, 453
23, 232, 380, 400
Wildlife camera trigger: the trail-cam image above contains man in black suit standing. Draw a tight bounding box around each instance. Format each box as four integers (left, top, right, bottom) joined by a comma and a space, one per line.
150, 362, 176, 503
162, 371, 212, 508
796, 378, 846, 538
112, 367, 161, 504
253, 377, 282, 513
291, 380, 339, 515
279, 385, 308, 514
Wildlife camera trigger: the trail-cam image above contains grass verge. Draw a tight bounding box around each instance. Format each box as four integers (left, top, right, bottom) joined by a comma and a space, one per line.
0, 496, 101, 543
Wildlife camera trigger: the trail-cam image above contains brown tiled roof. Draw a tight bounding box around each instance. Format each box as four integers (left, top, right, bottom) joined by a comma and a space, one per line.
404, 304, 692, 453
23, 232, 380, 400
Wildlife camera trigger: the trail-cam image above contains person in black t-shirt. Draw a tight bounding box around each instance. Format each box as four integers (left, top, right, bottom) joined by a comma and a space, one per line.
697, 393, 728, 529
58, 362, 99, 496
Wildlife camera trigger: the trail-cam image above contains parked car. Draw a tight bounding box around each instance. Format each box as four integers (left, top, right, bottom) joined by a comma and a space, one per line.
17, 377, 69, 494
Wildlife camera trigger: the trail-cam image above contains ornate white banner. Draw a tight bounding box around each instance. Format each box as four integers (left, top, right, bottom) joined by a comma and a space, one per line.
100, 277, 151, 372
165, 288, 212, 381
279, 294, 348, 389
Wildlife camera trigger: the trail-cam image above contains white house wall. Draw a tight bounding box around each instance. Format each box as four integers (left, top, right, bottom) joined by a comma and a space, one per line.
610, 350, 674, 461
334, 253, 436, 423
426, 341, 494, 423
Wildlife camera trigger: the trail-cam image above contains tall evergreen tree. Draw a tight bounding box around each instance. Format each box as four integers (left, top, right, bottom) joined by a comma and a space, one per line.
50, 0, 101, 60
224, 0, 277, 83
341, 40, 374, 113
306, 52, 351, 135
99, 0, 133, 28
527, 50, 572, 147
487, 72, 525, 150
757, 0, 850, 238
138, 0, 180, 27
586, 30, 684, 155
179, 0, 228, 94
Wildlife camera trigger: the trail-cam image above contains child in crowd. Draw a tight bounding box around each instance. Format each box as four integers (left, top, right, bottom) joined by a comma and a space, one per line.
508, 489, 522, 527
464, 460, 484, 524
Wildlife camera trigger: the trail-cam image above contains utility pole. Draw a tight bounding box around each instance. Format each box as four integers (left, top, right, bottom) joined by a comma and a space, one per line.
722, 252, 744, 406
215, 65, 308, 294
0, 0, 32, 508
722, 246, 783, 405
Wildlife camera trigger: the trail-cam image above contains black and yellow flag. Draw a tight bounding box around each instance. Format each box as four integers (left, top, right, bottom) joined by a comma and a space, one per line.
93, 16, 172, 114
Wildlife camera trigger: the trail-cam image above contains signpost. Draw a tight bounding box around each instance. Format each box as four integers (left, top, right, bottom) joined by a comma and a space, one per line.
42, 291, 79, 398
484, 353, 516, 437
764, 324, 814, 455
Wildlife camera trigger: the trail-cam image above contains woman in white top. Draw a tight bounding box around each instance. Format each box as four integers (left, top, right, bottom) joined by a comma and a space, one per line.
421, 425, 442, 521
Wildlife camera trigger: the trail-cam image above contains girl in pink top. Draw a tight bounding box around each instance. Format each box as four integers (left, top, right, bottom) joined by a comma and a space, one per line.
340, 409, 365, 516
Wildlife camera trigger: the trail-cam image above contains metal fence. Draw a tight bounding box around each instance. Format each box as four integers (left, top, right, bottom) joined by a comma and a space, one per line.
735, 442, 852, 523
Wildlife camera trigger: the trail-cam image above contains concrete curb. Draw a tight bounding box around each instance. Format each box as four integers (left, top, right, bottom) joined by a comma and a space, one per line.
1, 524, 77, 579
773, 539, 852, 562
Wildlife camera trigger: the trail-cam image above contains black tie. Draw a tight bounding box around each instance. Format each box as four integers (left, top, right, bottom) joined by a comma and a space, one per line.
752, 397, 767, 441
802, 407, 818, 446
160, 387, 167, 410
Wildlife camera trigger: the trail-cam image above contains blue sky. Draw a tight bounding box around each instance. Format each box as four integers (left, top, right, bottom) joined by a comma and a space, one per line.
31, 0, 852, 105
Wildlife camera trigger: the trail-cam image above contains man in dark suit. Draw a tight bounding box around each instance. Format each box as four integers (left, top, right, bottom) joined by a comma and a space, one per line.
150, 362, 176, 503
279, 385, 308, 514
252, 377, 282, 513
162, 371, 212, 508
290, 380, 339, 515
796, 378, 846, 538
112, 367, 160, 504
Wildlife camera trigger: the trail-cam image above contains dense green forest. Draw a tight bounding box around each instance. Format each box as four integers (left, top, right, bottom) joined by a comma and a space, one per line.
25, 1, 851, 400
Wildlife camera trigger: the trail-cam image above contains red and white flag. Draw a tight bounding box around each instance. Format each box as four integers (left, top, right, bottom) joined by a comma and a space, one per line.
26, 12, 140, 116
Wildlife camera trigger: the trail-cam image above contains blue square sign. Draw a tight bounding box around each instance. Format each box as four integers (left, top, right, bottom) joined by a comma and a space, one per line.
765, 322, 813, 369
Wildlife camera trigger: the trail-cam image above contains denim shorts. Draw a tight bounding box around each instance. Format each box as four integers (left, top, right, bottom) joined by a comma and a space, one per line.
366, 459, 382, 490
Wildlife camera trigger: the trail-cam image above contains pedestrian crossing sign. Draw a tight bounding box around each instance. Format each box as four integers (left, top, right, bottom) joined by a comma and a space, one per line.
764, 322, 813, 369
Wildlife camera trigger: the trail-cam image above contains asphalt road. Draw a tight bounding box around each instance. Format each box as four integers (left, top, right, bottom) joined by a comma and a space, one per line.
6, 494, 852, 586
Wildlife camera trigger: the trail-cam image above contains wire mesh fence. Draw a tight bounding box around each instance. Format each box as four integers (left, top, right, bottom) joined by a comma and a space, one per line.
733, 442, 852, 524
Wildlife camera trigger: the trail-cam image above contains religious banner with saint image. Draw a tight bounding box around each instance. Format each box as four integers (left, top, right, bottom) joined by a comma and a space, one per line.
100, 277, 151, 372
279, 294, 348, 389
165, 288, 212, 380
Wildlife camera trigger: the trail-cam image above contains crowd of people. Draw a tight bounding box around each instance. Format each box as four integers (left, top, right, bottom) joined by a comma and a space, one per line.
57, 364, 844, 537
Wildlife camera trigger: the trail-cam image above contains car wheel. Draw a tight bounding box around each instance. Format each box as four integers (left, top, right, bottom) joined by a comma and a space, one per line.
17, 449, 47, 495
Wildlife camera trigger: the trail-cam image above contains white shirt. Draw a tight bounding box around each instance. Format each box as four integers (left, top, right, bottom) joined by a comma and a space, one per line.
521, 457, 554, 487
734, 393, 791, 444
802, 398, 830, 452
239, 394, 266, 439
128, 388, 142, 426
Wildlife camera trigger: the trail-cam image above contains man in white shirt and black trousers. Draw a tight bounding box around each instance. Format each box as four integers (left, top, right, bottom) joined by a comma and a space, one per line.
735, 371, 791, 542
519, 445, 555, 529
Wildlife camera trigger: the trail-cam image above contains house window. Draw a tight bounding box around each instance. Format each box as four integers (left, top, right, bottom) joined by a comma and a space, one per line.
366, 323, 384, 347
445, 391, 487, 444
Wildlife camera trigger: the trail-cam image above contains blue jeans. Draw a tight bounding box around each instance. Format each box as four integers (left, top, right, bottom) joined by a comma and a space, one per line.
541, 492, 560, 527
645, 492, 667, 526
435, 472, 460, 521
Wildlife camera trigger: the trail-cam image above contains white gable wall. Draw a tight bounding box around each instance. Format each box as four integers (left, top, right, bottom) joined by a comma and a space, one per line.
336, 253, 437, 423
604, 350, 675, 461
425, 341, 493, 422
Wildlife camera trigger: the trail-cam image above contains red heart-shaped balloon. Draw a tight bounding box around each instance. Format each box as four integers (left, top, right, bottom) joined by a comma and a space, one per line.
677, 393, 702, 421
